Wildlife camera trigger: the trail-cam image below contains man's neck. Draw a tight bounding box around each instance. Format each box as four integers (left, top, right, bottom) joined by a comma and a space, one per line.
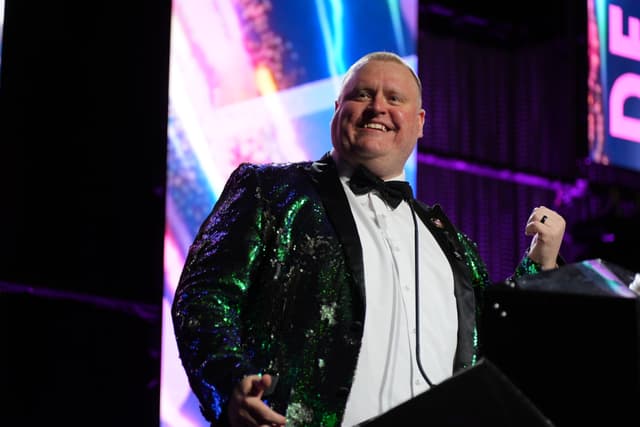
330, 150, 406, 182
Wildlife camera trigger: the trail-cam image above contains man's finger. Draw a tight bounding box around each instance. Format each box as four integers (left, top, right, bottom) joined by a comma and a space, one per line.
250, 374, 273, 398
242, 396, 286, 425
230, 374, 286, 426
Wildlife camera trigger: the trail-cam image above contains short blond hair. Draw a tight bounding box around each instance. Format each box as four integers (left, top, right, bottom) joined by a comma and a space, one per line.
339, 51, 422, 105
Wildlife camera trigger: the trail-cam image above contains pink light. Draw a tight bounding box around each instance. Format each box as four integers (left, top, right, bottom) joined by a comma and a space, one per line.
161, 298, 201, 427
163, 229, 186, 296
609, 73, 640, 144
161, 229, 199, 426
609, 4, 640, 62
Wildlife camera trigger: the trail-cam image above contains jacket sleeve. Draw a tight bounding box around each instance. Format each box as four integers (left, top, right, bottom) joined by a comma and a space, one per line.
171, 163, 265, 423
508, 250, 567, 283
510, 254, 544, 281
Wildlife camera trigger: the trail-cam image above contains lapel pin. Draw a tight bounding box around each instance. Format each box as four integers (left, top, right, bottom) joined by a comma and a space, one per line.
430, 217, 445, 229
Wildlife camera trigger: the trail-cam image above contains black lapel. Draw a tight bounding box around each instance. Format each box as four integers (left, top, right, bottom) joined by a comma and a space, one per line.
412, 202, 466, 264
412, 201, 476, 370
305, 153, 366, 313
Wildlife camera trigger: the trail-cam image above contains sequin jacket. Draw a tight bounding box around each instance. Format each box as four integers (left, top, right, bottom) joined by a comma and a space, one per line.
172, 154, 541, 426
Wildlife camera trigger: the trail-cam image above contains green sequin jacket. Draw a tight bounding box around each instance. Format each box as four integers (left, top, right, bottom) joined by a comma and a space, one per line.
172, 154, 541, 426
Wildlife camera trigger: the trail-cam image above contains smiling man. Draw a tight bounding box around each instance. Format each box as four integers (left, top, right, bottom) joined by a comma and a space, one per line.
331, 52, 425, 180
172, 52, 566, 427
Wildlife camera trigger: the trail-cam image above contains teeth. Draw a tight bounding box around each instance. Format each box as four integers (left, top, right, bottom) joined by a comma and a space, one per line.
363, 123, 387, 131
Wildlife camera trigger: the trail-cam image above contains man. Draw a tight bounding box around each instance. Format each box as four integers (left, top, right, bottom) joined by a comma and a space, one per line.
172, 51, 566, 427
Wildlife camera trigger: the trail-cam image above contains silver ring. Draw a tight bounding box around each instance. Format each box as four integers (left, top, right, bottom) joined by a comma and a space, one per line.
541, 215, 548, 224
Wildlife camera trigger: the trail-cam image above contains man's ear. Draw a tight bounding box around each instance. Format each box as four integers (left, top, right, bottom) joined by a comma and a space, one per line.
417, 108, 426, 138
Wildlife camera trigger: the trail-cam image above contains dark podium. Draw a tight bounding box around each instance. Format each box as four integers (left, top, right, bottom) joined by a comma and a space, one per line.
482, 259, 639, 426
359, 358, 554, 427
359, 259, 639, 427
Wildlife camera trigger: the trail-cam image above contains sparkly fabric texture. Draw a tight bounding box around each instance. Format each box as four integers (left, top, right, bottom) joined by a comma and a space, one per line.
457, 232, 490, 367
457, 233, 490, 291
172, 157, 524, 426
510, 252, 544, 282
173, 160, 359, 425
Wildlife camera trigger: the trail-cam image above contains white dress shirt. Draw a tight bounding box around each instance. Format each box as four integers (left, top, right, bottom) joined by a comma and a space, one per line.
337, 164, 458, 427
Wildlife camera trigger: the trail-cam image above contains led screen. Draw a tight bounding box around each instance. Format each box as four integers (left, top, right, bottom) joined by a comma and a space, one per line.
160, 1, 418, 425
588, 0, 640, 172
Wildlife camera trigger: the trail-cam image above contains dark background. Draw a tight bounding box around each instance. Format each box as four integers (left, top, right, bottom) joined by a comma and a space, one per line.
1, 0, 638, 425
0, 0, 170, 425
417, 1, 640, 280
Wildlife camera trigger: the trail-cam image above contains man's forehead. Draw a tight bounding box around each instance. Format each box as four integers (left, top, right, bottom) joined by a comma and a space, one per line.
341, 60, 421, 97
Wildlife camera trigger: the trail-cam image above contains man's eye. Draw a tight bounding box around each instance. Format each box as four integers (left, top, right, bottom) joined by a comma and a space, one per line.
356, 91, 370, 98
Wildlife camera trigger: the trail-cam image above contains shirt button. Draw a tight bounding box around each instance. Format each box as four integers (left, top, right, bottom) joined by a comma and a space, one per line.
415, 379, 421, 385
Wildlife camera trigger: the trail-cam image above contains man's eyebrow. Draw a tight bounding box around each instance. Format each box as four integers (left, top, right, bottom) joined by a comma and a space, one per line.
345, 86, 371, 95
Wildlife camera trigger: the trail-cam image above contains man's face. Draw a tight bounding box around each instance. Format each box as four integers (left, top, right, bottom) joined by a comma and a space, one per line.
330, 60, 425, 179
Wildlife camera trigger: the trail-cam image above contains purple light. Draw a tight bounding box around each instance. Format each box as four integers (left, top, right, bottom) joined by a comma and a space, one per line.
425, 4, 454, 17
418, 152, 588, 205
0, 280, 159, 321
459, 15, 489, 26
601, 233, 616, 243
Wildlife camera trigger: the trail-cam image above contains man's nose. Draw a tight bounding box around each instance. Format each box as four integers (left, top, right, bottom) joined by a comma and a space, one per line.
367, 93, 387, 112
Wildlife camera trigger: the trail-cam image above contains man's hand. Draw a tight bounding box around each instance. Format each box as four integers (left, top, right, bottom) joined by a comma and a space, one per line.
228, 374, 287, 427
525, 206, 566, 270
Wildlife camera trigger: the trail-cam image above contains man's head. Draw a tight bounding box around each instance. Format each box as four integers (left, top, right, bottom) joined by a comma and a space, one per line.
330, 52, 425, 179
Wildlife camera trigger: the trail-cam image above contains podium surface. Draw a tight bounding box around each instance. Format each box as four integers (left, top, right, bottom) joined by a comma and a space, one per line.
482, 259, 639, 426
359, 359, 553, 427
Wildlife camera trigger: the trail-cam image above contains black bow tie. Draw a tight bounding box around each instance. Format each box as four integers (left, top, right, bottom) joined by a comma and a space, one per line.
348, 165, 413, 209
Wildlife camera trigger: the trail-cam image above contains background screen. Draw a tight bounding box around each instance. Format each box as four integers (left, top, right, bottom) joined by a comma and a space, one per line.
588, 0, 640, 172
